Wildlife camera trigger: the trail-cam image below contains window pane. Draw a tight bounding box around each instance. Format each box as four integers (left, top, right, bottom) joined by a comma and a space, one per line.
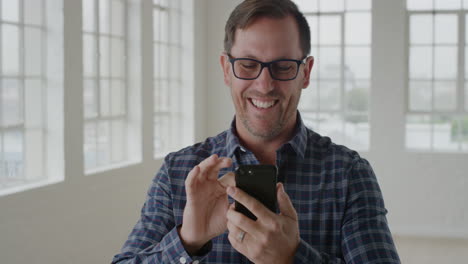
83, 0, 95, 32
307, 16, 319, 45
433, 115, 459, 151
466, 82, 468, 111
406, 114, 431, 150
2, 79, 22, 126
346, 0, 371, 11
345, 13, 371, 45
319, 15, 341, 45
97, 121, 110, 165
83, 34, 97, 77
435, 0, 461, 10
153, 8, 160, 42
434, 46, 457, 80
158, 80, 169, 111
410, 15, 433, 45
295, 0, 318, 12
84, 79, 97, 118
3, 130, 24, 180
154, 115, 169, 154
24, 0, 43, 25
111, 38, 124, 77
2, 0, 19, 22
153, 43, 160, 78
84, 122, 97, 169
299, 79, 319, 111
344, 114, 369, 150
154, 0, 168, 7
111, 80, 125, 115
111, 0, 124, 36
169, 46, 180, 80
111, 119, 125, 162
99, 0, 110, 34
25, 27, 42, 76
319, 0, 344, 12
319, 81, 340, 111
345, 80, 369, 112
159, 44, 168, 78
24, 79, 42, 128
435, 14, 458, 44
407, 0, 434, 10
100, 80, 110, 116
170, 9, 180, 44
2, 25, 20, 75
457, 116, 468, 151
345, 47, 371, 79
409, 81, 432, 112
410, 46, 433, 79
318, 47, 341, 79
317, 113, 345, 142
301, 112, 319, 130
99, 36, 110, 77
434, 81, 457, 111
465, 0, 468, 9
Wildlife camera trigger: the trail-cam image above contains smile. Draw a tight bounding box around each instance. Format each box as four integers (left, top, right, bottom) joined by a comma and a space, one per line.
250, 98, 278, 109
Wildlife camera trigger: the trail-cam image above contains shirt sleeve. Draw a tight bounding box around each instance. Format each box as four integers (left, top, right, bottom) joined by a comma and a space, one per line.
293, 158, 401, 264
111, 160, 211, 264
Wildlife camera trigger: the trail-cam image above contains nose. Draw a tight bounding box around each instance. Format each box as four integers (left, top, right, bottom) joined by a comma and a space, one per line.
254, 65, 275, 93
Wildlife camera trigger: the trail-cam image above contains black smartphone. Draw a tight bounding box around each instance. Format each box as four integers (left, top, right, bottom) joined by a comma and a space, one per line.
234, 165, 278, 220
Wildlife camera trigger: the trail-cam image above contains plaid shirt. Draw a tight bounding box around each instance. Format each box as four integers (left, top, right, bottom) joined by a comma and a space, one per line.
112, 114, 400, 263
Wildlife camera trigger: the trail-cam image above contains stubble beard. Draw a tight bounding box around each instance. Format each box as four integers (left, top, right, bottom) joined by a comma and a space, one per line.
240, 114, 285, 140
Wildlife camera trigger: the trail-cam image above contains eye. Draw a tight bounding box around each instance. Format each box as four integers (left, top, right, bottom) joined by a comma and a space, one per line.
240, 62, 258, 69
273, 62, 293, 72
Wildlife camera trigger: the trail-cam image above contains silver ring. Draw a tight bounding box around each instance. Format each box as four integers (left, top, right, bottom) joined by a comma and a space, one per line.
237, 231, 246, 242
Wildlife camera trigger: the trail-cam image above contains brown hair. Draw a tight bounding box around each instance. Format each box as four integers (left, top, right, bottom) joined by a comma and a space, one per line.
224, 0, 311, 57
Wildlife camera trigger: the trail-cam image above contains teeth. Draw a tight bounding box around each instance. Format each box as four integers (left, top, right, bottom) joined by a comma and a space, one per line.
251, 99, 275, 109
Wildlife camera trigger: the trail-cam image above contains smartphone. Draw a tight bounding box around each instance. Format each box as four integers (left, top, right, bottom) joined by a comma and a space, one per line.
234, 165, 278, 220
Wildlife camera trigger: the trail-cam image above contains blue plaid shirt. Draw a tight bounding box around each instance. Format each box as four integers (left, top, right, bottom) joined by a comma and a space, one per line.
112, 114, 400, 263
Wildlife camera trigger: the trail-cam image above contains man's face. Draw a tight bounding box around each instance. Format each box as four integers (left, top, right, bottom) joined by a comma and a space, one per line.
221, 15, 313, 141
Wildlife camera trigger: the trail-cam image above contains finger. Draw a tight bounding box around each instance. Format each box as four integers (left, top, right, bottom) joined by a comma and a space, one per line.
277, 183, 297, 220
226, 221, 248, 243
198, 155, 232, 180
226, 199, 263, 238
227, 186, 272, 220
208, 157, 233, 180
197, 154, 219, 180
185, 165, 200, 187
218, 172, 235, 188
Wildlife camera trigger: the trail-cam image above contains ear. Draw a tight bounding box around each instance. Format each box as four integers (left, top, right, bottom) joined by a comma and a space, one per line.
220, 52, 232, 86
301, 56, 314, 89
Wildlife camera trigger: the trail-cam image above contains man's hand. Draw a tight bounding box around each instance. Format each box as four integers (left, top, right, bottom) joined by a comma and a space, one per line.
179, 154, 235, 255
226, 183, 300, 264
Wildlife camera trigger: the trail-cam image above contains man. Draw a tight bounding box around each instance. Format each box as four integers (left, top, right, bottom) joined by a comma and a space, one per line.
112, 0, 400, 263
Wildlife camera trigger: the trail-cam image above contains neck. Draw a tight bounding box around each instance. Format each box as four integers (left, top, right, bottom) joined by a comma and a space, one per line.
236, 115, 297, 165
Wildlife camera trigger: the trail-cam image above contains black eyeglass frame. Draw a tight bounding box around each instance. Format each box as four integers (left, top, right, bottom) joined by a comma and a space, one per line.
228, 55, 307, 81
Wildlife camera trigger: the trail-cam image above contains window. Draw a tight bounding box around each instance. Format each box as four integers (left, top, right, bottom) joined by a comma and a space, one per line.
406, 0, 468, 152
153, 0, 189, 157
295, 0, 372, 151
0, 0, 63, 196
83, 0, 141, 173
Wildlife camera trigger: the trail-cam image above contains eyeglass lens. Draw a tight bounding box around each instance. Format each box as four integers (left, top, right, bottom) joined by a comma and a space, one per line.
233, 59, 299, 80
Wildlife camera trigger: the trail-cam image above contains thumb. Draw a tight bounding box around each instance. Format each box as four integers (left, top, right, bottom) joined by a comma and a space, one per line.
277, 183, 297, 220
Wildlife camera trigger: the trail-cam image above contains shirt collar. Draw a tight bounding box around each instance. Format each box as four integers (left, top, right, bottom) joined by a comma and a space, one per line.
225, 112, 308, 159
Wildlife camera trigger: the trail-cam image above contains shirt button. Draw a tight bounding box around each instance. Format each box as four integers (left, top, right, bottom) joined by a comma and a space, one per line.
193, 261, 200, 264
179, 257, 187, 264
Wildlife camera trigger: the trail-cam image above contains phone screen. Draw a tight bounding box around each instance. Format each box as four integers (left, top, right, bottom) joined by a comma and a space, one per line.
234, 165, 277, 220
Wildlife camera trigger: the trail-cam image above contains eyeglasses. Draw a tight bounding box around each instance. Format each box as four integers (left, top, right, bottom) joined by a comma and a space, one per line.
228, 55, 306, 81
